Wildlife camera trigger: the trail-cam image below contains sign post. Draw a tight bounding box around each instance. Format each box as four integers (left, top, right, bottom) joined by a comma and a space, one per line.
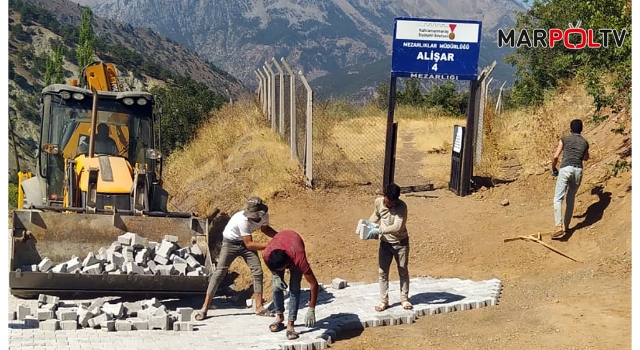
386, 17, 482, 194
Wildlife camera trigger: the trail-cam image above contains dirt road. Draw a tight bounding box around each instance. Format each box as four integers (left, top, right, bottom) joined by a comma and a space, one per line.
261, 171, 631, 349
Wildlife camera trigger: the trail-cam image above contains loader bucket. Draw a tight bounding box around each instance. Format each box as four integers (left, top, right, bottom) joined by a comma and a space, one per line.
9, 209, 217, 299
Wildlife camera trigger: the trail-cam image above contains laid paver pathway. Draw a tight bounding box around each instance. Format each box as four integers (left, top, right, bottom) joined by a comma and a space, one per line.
8, 276, 503, 350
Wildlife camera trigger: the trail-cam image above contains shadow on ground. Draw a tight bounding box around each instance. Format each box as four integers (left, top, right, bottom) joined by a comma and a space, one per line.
562, 185, 612, 241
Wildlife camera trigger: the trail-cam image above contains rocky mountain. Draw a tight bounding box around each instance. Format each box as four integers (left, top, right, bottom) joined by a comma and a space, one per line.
9, 0, 249, 176
79, 0, 525, 97
22, 0, 248, 97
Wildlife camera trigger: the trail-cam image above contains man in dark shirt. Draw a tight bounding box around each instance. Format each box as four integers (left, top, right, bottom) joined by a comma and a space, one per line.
551, 119, 590, 239
263, 230, 319, 340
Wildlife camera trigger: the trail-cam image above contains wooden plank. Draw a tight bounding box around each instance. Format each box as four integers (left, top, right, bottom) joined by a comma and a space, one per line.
400, 184, 435, 193
504, 231, 553, 243
404, 193, 438, 198
522, 235, 580, 262
503, 234, 580, 262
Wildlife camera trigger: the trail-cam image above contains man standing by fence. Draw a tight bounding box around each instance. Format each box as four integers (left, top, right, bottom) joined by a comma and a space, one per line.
551, 119, 590, 239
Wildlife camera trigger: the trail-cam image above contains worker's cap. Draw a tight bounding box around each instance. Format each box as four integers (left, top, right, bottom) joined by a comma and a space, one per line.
244, 196, 268, 219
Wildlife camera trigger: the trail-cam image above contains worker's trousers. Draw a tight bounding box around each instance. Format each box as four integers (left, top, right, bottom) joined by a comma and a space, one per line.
378, 237, 410, 304
206, 239, 263, 295
554, 165, 583, 229
272, 269, 303, 322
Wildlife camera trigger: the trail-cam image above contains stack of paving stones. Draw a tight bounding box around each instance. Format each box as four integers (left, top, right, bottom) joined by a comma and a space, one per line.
19, 232, 206, 276
9, 294, 195, 331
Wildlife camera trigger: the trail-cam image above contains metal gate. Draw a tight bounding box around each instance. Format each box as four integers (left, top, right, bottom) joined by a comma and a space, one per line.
448, 125, 465, 195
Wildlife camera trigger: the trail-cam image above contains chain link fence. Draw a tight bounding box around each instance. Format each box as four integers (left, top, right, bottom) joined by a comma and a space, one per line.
312, 102, 385, 187
256, 58, 385, 188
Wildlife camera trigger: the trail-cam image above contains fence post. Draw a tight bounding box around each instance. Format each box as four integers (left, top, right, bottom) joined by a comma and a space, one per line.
256, 69, 267, 115
254, 71, 261, 96
264, 62, 277, 132
262, 65, 271, 122
271, 57, 285, 136
460, 79, 480, 196
254, 70, 264, 113
496, 81, 506, 115
474, 61, 496, 165
383, 76, 398, 190
298, 70, 313, 188
280, 58, 298, 160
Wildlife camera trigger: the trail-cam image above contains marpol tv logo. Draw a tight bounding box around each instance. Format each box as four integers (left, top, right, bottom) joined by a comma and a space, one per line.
497, 21, 628, 49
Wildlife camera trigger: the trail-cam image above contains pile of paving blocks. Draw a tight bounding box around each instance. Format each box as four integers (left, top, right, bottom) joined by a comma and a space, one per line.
21, 232, 207, 276
10, 294, 195, 331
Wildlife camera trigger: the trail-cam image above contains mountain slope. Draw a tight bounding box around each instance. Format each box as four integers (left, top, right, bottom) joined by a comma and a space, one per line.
81, 0, 525, 92
23, 0, 248, 98
8, 0, 250, 177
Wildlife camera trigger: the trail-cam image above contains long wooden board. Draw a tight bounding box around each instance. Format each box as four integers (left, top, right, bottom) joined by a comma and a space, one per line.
503, 234, 580, 262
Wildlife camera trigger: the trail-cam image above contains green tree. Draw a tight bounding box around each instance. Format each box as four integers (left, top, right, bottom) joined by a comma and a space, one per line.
44, 46, 65, 85
76, 7, 95, 77
150, 79, 226, 154
505, 0, 631, 111
396, 78, 423, 106
425, 82, 468, 116
9, 60, 16, 80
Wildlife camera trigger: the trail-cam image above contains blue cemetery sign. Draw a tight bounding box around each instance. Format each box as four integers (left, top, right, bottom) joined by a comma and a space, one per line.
391, 18, 483, 80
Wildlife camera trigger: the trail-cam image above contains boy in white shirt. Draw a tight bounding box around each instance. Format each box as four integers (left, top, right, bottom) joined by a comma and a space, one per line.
195, 196, 278, 320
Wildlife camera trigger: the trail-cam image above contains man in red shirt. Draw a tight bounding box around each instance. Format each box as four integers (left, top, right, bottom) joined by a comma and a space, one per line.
263, 230, 319, 340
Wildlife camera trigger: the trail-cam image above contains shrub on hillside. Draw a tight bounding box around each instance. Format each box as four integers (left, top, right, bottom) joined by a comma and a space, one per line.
505, 0, 631, 112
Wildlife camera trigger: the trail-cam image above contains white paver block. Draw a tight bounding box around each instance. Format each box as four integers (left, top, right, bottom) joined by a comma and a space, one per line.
176, 307, 193, 322
164, 235, 179, 243
332, 278, 348, 289
59, 320, 78, 330
37, 257, 54, 272
38, 319, 58, 331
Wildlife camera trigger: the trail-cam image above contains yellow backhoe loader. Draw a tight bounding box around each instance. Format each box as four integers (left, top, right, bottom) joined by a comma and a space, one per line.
10, 62, 217, 298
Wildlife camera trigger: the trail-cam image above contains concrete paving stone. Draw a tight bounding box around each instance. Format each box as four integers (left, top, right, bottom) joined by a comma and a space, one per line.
81, 252, 99, 268
164, 235, 179, 243
102, 302, 125, 319
153, 305, 168, 315
331, 278, 348, 290
154, 255, 169, 266
128, 318, 149, 330
35, 310, 55, 321
173, 321, 194, 331
59, 320, 78, 330
176, 307, 193, 322
40, 303, 57, 311
114, 320, 132, 331
37, 258, 54, 273
102, 321, 116, 332
17, 305, 31, 321
38, 319, 58, 331
87, 299, 105, 314
149, 315, 170, 330
8, 277, 502, 350
117, 232, 133, 246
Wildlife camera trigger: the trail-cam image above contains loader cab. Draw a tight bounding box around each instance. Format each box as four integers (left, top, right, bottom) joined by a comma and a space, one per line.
37, 84, 161, 207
